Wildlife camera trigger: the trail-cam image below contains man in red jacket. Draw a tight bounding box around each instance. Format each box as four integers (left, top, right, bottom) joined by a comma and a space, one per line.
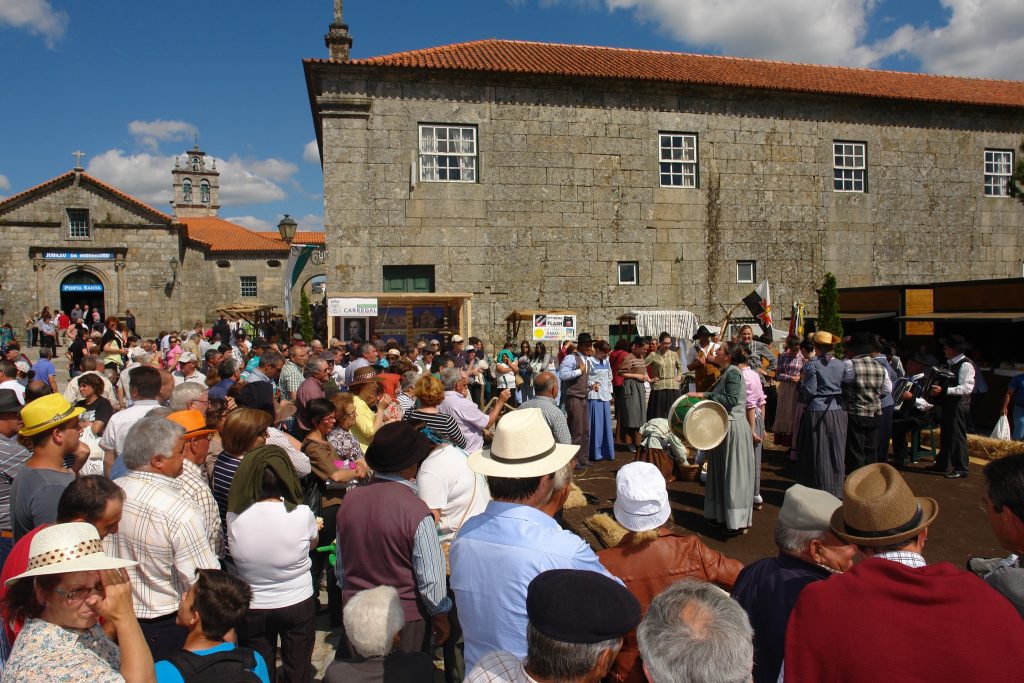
784, 463, 1024, 681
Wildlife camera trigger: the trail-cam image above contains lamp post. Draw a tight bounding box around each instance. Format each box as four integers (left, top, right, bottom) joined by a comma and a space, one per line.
278, 215, 299, 335
277, 214, 298, 244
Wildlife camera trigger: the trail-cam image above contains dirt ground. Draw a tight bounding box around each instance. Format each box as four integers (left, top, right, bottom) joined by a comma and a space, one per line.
562, 435, 1005, 567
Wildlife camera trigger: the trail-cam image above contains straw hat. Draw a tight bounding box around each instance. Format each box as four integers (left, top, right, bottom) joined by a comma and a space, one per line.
468, 408, 579, 478
5, 522, 136, 586
167, 410, 216, 439
613, 462, 671, 532
812, 331, 840, 345
19, 394, 84, 437
348, 365, 384, 389
830, 463, 938, 546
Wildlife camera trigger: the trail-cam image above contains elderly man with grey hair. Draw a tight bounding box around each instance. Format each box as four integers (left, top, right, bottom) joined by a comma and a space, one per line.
438, 366, 510, 454
293, 356, 330, 439
397, 370, 419, 416
729, 484, 855, 683
323, 585, 434, 683
104, 415, 219, 660
638, 578, 753, 683
518, 371, 572, 445
169, 380, 207, 413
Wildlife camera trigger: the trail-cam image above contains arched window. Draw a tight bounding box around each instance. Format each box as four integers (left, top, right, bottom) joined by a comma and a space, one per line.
200, 179, 210, 203
182, 179, 192, 203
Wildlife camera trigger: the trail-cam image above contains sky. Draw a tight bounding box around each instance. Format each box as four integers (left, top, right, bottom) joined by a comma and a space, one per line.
1, 0, 1022, 233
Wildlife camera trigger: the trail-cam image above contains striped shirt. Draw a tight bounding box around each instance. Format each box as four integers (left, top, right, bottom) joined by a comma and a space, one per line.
0, 434, 30, 531
105, 471, 219, 618
212, 453, 243, 558
402, 409, 468, 449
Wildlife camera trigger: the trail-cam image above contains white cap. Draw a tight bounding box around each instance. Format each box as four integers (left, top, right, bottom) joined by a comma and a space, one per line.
779, 484, 842, 531
613, 462, 671, 532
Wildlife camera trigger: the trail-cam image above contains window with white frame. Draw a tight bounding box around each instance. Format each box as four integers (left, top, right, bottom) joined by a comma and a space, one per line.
239, 276, 257, 298
67, 209, 90, 239
984, 149, 1013, 197
833, 141, 866, 192
419, 124, 477, 182
617, 261, 639, 285
659, 133, 698, 188
736, 260, 756, 284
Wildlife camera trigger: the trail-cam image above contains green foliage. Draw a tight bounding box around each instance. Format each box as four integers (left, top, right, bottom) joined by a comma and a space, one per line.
299, 289, 314, 343
817, 272, 844, 355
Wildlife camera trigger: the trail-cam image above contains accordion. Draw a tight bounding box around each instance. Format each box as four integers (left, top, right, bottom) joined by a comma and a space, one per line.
925, 366, 957, 395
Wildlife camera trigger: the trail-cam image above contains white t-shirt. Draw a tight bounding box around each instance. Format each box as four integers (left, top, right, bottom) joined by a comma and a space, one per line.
416, 445, 490, 543
227, 501, 317, 609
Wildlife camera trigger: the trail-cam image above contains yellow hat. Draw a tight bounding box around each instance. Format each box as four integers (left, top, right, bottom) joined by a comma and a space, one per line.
19, 394, 85, 437
812, 331, 840, 346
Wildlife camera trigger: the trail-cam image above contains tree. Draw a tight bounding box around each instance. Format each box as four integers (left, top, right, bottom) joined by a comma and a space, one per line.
1008, 141, 1024, 205
817, 272, 844, 354
299, 289, 314, 343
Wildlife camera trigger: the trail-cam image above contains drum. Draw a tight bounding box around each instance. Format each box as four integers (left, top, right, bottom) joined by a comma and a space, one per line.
668, 396, 729, 451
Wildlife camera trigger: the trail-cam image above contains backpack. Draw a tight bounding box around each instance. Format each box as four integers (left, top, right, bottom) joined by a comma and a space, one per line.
164, 647, 262, 683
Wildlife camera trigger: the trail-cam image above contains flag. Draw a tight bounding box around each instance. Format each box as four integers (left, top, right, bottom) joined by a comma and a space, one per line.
788, 302, 804, 340
742, 279, 773, 340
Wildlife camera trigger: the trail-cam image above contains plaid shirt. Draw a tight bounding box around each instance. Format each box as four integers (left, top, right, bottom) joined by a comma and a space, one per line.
844, 355, 885, 417
466, 651, 536, 683
876, 551, 927, 568
178, 459, 223, 558
105, 471, 219, 618
278, 360, 304, 400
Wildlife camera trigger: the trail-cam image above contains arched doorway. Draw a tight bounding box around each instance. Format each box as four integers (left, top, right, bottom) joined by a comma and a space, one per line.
60, 271, 105, 317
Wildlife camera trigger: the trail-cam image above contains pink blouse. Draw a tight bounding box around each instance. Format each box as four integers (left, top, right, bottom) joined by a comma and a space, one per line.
740, 366, 767, 409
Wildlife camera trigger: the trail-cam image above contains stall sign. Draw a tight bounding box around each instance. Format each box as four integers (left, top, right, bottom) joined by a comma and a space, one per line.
328, 297, 378, 317
533, 314, 577, 341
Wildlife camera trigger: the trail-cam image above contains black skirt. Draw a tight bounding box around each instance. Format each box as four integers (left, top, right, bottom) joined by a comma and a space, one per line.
647, 388, 681, 422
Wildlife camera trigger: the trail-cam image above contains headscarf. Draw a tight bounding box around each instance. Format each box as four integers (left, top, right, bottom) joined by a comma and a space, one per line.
227, 444, 304, 515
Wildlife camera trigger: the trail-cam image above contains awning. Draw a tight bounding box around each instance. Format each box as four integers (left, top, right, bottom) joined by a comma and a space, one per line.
899, 312, 1024, 323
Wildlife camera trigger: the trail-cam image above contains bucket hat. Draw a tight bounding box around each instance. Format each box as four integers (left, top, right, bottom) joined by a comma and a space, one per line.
613, 462, 671, 532
19, 394, 84, 437
468, 408, 578, 478
167, 409, 216, 439
5, 522, 136, 586
830, 463, 938, 546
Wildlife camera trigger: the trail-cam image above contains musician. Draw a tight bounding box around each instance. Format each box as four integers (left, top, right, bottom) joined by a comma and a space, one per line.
686, 325, 720, 392
930, 335, 974, 479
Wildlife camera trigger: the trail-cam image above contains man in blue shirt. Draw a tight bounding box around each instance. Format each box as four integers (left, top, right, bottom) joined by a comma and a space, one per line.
451, 408, 619, 671
29, 347, 57, 394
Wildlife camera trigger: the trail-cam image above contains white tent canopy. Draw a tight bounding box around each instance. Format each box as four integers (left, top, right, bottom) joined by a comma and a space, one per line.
630, 310, 698, 342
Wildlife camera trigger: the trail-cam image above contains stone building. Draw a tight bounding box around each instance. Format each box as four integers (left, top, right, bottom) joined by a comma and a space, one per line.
0, 146, 325, 335
304, 16, 1024, 342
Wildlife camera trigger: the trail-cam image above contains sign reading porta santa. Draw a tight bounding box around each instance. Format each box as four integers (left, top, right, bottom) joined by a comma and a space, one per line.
327, 298, 378, 317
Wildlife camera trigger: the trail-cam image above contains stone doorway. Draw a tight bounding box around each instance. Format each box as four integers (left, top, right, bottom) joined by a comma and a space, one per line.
60, 270, 105, 317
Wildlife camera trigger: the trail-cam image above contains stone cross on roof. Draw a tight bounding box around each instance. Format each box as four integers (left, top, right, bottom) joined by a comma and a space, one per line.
72, 150, 86, 170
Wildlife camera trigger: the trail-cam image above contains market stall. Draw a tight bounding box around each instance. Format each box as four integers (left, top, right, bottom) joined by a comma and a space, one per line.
325, 292, 473, 346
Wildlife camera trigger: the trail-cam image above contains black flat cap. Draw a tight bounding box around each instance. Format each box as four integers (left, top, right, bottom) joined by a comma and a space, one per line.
365, 421, 433, 473
527, 569, 641, 644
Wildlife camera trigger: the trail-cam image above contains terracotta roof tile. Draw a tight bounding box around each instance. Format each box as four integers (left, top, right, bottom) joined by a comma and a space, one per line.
179, 217, 289, 254
0, 170, 174, 222
307, 39, 1024, 109
255, 230, 326, 245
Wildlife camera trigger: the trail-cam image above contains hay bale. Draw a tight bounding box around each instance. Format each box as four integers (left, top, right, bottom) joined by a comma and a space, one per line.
968, 434, 1024, 461
564, 483, 588, 509
584, 512, 628, 548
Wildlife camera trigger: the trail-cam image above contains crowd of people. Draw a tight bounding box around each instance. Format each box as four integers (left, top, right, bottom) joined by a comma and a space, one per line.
0, 310, 1021, 683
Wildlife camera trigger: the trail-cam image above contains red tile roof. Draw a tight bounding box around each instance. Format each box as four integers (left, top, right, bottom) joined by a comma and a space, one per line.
307, 39, 1024, 109
179, 217, 290, 254
0, 170, 174, 222
255, 230, 326, 245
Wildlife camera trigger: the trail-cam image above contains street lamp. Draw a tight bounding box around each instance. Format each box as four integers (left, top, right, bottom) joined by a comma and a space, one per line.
277, 214, 298, 245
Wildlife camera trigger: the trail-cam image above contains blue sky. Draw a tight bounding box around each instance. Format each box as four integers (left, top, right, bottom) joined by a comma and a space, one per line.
1, 0, 1021, 232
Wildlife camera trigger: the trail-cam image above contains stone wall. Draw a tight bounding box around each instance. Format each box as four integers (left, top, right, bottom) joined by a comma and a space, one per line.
177, 249, 286, 328
314, 67, 1024, 342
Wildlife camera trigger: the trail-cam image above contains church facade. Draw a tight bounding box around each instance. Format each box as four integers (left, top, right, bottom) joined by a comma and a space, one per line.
0, 146, 324, 335
305, 18, 1024, 341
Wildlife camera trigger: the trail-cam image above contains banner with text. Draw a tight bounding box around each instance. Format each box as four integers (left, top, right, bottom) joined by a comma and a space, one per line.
328, 298, 379, 318
533, 314, 577, 341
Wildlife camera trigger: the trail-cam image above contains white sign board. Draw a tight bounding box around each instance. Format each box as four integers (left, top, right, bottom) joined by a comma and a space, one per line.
327, 297, 378, 317
532, 314, 577, 342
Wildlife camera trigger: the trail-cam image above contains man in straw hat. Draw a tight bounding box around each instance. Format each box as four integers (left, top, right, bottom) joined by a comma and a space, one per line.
104, 415, 219, 660
732, 485, 855, 683
784, 463, 1024, 681
335, 421, 451, 655
930, 334, 974, 479
10, 394, 85, 541
450, 408, 617, 672
467, 569, 641, 683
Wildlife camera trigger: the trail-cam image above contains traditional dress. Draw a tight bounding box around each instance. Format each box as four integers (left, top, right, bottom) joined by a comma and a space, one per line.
703, 365, 755, 530
618, 355, 648, 431
587, 355, 614, 461
687, 342, 721, 392
772, 350, 803, 447
795, 354, 852, 499
645, 350, 682, 421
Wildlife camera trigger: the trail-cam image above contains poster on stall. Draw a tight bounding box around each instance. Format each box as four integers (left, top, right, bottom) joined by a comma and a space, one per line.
533, 314, 577, 341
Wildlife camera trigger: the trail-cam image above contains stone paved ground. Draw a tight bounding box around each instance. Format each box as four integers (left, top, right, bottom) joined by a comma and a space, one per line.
41, 347, 1003, 680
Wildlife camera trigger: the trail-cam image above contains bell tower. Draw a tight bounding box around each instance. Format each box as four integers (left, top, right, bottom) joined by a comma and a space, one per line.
171, 143, 220, 218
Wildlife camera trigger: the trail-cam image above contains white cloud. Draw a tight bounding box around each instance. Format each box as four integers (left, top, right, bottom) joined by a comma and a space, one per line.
0, 0, 68, 48
226, 215, 274, 231
303, 139, 320, 164
549, 0, 1024, 78
0, 174, 9, 191
86, 149, 290, 207
128, 119, 198, 152
296, 213, 324, 232
245, 158, 298, 183
878, 0, 1024, 79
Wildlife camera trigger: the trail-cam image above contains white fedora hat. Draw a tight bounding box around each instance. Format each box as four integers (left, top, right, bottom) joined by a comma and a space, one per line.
468, 408, 578, 478
5, 523, 136, 586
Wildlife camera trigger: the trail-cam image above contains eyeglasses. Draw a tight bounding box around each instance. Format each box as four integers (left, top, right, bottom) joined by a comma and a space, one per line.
52, 585, 104, 603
